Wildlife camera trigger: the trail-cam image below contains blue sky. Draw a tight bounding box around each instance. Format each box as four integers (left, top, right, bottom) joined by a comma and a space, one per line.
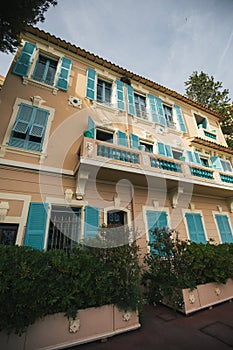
1, 0, 233, 99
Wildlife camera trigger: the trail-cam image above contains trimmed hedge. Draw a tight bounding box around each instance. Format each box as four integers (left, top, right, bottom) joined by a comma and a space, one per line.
0, 243, 141, 335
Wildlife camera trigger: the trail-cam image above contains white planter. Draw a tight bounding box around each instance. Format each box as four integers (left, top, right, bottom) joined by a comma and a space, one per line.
1, 305, 140, 350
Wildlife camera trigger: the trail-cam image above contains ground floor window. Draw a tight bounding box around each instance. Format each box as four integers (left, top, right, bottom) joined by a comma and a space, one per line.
215, 214, 233, 243
185, 213, 206, 243
107, 210, 126, 226
0, 224, 18, 245
48, 206, 81, 251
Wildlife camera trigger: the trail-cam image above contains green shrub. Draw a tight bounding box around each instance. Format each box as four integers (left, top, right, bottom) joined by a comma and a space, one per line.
0, 239, 141, 335
142, 228, 233, 310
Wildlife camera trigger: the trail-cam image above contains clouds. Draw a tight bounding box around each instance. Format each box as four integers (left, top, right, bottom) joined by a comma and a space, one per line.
0, 0, 232, 99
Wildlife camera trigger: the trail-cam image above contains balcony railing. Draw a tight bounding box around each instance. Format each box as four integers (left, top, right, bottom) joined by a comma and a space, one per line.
81, 137, 233, 187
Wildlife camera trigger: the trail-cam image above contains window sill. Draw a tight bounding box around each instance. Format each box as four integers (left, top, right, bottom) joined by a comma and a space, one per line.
1, 144, 47, 161
22, 77, 58, 95
92, 101, 118, 112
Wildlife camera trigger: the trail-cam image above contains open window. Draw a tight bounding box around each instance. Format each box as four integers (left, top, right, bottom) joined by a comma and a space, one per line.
107, 210, 127, 226
172, 149, 183, 160
97, 78, 112, 105
139, 140, 153, 153
0, 224, 18, 245
134, 93, 147, 119
163, 104, 176, 128
96, 129, 114, 143
194, 114, 208, 129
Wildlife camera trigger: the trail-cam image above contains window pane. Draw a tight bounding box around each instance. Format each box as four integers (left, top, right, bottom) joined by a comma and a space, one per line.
33, 55, 57, 85
96, 129, 113, 143
0, 224, 18, 245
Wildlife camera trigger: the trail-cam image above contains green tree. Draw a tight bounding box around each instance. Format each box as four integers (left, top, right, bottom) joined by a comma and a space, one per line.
0, 1, 57, 54
184, 71, 233, 147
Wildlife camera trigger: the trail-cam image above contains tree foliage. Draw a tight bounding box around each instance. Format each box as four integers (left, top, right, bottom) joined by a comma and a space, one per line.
0, 1, 57, 54
184, 71, 233, 146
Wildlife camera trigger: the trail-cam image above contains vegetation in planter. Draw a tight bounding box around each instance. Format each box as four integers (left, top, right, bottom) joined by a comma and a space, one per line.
142, 227, 233, 310
0, 231, 142, 335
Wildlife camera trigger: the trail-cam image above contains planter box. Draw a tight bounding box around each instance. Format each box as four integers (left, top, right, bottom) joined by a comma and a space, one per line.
1, 305, 140, 350
182, 278, 233, 315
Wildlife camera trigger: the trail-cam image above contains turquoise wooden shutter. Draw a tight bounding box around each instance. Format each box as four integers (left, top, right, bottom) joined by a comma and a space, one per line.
157, 142, 166, 156
56, 57, 72, 91
165, 145, 173, 158
11, 104, 33, 134
215, 215, 233, 243
146, 210, 168, 251
211, 156, 223, 171
24, 203, 48, 250
194, 152, 201, 165
185, 213, 206, 243
13, 42, 36, 77
130, 133, 139, 149
86, 67, 96, 100
84, 206, 100, 239
28, 108, 49, 151
154, 97, 166, 126
174, 105, 187, 133
187, 151, 194, 163
88, 116, 95, 139
187, 151, 201, 164
117, 131, 128, 147
148, 94, 159, 123
126, 85, 136, 115
116, 80, 125, 110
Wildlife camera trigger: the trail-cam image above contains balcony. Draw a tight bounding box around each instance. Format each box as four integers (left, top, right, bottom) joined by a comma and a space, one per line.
80, 137, 233, 189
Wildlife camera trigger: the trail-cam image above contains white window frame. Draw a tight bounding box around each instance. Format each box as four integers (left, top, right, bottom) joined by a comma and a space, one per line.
212, 211, 233, 243
182, 209, 208, 242
2, 98, 54, 159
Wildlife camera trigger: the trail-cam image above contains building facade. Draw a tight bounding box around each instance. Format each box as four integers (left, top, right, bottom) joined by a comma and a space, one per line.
0, 26, 233, 253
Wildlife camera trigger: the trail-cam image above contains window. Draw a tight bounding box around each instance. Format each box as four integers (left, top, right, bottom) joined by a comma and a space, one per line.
194, 114, 208, 129
0, 224, 18, 245
32, 54, 58, 85
200, 157, 209, 167
172, 150, 183, 160
48, 206, 81, 251
8, 103, 49, 152
215, 214, 233, 243
157, 142, 173, 158
139, 140, 153, 153
97, 79, 112, 105
96, 129, 114, 143
146, 210, 168, 253
163, 105, 175, 128
13, 41, 72, 91
185, 213, 206, 243
134, 93, 147, 119
221, 160, 232, 172
107, 210, 126, 226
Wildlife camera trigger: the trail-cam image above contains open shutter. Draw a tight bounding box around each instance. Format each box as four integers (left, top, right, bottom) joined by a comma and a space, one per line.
126, 85, 136, 115
56, 57, 72, 91
211, 156, 223, 171
86, 67, 96, 100
174, 105, 187, 133
116, 80, 125, 110
13, 42, 36, 77
11, 104, 33, 134
154, 97, 166, 126
24, 203, 48, 250
215, 215, 233, 243
130, 133, 139, 149
187, 151, 201, 165
165, 145, 173, 158
185, 213, 206, 243
88, 116, 95, 139
117, 130, 128, 147
84, 206, 99, 240
157, 142, 166, 156
194, 152, 201, 165
148, 94, 159, 124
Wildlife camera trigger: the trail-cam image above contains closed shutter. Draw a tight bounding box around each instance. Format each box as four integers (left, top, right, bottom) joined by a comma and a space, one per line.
126, 85, 136, 116
116, 80, 125, 110
185, 213, 206, 243
215, 214, 233, 243
158, 142, 173, 158
154, 97, 166, 126
88, 116, 95, 139
130, 133, 139, 149
174, 105, 187, 132
13, 42, 36, 77
84, 206, 100, 239
117, 130, 128, 147
148, 94, 160, 124
28, 108, 49, 151
146, 210, 168, 251
86, 67, 96, 100
24, 203, 48, 250
56, 57, 72, 91
187, 151, 201, 165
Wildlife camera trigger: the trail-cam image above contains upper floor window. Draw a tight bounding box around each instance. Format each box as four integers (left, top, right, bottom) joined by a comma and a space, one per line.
139, 140, 153, 153
221, 159, 232, 172
134, 93, 147, 119
32, 54, 58, 86
194, 113, 208, 129
107, 210, 126, 226
96, 129, 114, 143
97, 79, 112, 105
163, 105, 175, 128
8, 103, 49, 152
13, 41, 72, 91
